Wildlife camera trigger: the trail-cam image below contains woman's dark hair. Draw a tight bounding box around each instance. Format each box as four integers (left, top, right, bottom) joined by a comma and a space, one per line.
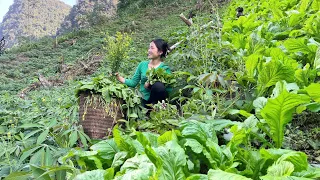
152, 39, 170, 58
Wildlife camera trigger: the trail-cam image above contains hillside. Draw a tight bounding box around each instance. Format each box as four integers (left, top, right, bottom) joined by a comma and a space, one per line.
0, 0, 71, 48
58, 0, 118, 34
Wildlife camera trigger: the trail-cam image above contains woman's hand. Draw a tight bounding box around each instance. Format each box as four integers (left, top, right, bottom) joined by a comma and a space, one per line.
144, 82, 151, 89
115, 72, 125, 83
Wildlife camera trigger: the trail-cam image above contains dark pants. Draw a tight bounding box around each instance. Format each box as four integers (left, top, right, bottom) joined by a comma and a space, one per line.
142, 82, 168, 108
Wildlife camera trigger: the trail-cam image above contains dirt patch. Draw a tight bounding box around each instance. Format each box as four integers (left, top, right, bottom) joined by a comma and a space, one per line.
284, 112, 320, 164
17, 53, 30, 62
63, 54, 102, 80
18, 53, 103, 99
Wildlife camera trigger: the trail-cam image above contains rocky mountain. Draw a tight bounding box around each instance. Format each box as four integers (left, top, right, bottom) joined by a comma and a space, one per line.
0, 0, 71, 48
57, 0, 118, 34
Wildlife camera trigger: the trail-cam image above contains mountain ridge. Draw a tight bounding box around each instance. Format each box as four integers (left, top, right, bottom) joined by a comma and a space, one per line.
0, 0, 71, 48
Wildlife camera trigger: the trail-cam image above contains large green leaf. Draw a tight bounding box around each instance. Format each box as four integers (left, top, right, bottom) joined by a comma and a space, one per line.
3, 172, 32, 180
68, 131, 78, 147
142, 132, 159, 147
180, 120, 218, 144
113, 126, 136, 157
288, 13, 304, 27
87, 155, 103, 169
266, 161, 294, 176
295, 64, 317, 87
292, 166, 320, 179
30, 147, 53, 166
20, 145, 42, 163
74, 169, 105, 180
232, 33, 247, 49
203, 140, 224, 169
184, 138, 203, 154
135, 132, 159, 148
55, 170, 66, 180
261, 90, 310, 148
284, 38, 317, 54
114, 154, 156, 180
311, 0, 320, 11
186, 174, 208, 180
260, 149, 295, 161
208, 169, 251, 180
260, 148, 309, 173
236, 150, 266, 180
90, 139, 119, 161
136, 132, 151, 148
111, 151, 128, 168
153, 141, 187, 180
258, 60, 295, 95
37, 129, 49, 145
205, 119, 241, 131
305, 83, 320, 102
313, 44, 320, 69
277, 151, 308, 172
299, 0, 312, 13
104, 168, 114, 180
145, 145, 162, 169
253, 97, 267, 118
30, 165, 51, 180
245, 54, 262, 78
157, 130, 178, 146
261, 176, 313, 180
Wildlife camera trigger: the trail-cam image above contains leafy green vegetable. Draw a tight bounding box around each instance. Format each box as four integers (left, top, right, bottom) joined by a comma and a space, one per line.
114, 154, 155, 180
90, 139, 119, 166
180, 120, 218, 144
146, 68, 176, 87
74, 169, 105, 180
146, 141, 187, 180
186, 174, 208, 180
261, 89, 310, 148
266, 161, 295, 176
75, 74, 142, 119
314, 46, 320, 69
113, 126, 137, 157
208, 169, 251, 180
258, 60, 295, 95
305, 83, 320, 102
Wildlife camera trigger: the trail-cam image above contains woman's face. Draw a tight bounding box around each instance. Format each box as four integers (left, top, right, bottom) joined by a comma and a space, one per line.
148, 42, 162, 59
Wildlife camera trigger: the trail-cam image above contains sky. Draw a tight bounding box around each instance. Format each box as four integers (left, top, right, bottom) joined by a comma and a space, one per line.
0, 0, 77, 23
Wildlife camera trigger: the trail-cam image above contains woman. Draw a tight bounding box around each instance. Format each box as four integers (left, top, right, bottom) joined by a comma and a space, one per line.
116, 39, 171, 107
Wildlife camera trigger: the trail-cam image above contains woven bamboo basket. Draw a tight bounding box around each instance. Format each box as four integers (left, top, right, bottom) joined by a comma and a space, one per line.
78, 92, 122, 139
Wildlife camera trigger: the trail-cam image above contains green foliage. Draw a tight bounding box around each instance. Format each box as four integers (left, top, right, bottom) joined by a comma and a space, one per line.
305, 83, 320, 102
257, 60, 296, 95
76, 74, 142, 119
137, 102, 180, 134
49, 122, 320, 179
2, 0, 320, 179
295, 64, 317, 87
146, 68, 176, 87
74, 169, 106, 180
261, 89, 310, 148
117, 0, 180, 13
114, 154, 155, 180
208, 169, 251, 180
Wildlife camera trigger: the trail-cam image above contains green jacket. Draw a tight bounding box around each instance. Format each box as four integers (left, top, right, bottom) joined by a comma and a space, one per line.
125, 60, 171, 100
